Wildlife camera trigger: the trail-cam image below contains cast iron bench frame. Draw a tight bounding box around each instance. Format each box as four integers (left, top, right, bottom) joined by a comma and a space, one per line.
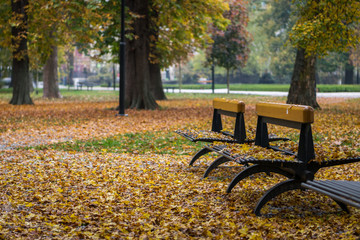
206, 102, 360, 215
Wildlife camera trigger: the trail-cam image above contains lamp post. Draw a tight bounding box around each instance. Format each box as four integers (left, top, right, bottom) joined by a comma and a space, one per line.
118, 0, 126, 116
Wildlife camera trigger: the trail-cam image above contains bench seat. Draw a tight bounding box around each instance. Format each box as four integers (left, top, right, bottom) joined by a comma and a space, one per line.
175, 129, 238, 143
302, 180, 360, 209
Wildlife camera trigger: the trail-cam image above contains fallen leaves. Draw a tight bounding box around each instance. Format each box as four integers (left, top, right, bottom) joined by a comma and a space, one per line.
0, 96, 359, 239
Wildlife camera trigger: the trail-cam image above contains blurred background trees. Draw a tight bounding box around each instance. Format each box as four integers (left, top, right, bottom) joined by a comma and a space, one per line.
0, 0, 359, 108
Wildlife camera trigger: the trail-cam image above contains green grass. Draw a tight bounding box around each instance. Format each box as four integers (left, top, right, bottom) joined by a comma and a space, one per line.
164, 92, 287, 102
164, 83, 360, 92
29, 131, 202, 155
1, 83, 360, 102
165, 84, 290, 91
0, 88, 118, 101
316, 84, 360, 92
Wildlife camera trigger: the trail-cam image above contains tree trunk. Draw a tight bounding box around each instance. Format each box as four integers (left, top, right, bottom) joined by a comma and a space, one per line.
9, 0, 33, 105
67, 49, 74, 89
149, 62, 166, 100
148, 2, 166, 100
344, 52, 354, 84
125, 0, 158, 109
178, 63, 182, 93
43, 46, 62, 98
287, 48, 320, 109
226, 68, 230, 94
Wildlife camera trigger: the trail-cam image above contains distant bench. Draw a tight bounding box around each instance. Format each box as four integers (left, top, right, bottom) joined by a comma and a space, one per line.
205, 102, 360, 215
77, 81, 95, 90
164, 86, 176, 93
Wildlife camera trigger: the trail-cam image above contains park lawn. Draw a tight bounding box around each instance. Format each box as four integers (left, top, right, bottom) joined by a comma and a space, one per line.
163, 83, 360, 92
0, 94, 359, 239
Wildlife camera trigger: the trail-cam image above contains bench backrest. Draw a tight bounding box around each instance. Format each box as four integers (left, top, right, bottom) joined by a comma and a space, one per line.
255, 102, 315, 163
213, 98, 245, 113
212, 98, 246, 142
256, 102, 314, 124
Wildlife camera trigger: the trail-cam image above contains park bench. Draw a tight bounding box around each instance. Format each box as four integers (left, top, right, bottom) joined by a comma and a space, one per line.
205, 102, 360, 215
165, 86, 176, 93
176, 98, 249, 166
176, 98, 288, 168
77, 81, 94, 90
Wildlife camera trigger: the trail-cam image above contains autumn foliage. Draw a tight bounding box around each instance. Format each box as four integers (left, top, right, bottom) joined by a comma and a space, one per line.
0, 95, 359, 239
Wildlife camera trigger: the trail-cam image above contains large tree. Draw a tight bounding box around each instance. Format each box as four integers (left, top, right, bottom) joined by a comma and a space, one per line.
28, 0, 107, 99
43, 46, 61, 98
125, 0, 157, 109
94, 0, 228, 109
9, 0, 33, 105
288, 0, 360, 108
287, 48, 319, 107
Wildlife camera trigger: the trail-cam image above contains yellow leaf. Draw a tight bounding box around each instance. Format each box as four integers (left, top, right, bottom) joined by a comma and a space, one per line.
25, 202, 33, 207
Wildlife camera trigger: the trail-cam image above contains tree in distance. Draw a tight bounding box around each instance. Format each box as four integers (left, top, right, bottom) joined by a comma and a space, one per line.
206, 0, 251, 94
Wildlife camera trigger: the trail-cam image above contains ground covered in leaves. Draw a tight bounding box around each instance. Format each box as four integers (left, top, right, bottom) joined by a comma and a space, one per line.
0, 94, 359, 239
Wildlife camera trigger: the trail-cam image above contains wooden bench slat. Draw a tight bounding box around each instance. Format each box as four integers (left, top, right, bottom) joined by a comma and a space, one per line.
213, 98, 245, 113
256, 102, 314, 123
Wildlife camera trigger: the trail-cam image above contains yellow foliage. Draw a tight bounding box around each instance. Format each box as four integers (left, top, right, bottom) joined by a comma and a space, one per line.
0, 97, 359, 238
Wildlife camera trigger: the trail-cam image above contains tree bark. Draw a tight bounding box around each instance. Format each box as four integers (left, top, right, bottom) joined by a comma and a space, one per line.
149, 62, 166, 100
148, 2, 166, 100
67, 49, 74, 89
9, 0, 33, 105
287, 48, 320, 109
43, 46, 62, 98
344, 52, 354, 84
125, 0, 158, 109
226, 68, 230, 94
178, 63, 182, 93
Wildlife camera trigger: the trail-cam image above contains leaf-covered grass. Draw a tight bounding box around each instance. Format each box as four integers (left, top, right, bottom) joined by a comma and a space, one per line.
30, 131, 203, 155
0, 94, 360, 239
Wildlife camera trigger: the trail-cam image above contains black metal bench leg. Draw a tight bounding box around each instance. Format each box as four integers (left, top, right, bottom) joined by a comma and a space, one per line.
203, 156, 231, 178
254, 179, 302, 216
227, 164, 294, 193
189, 147, 212, 166
334, 200, 350, 213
